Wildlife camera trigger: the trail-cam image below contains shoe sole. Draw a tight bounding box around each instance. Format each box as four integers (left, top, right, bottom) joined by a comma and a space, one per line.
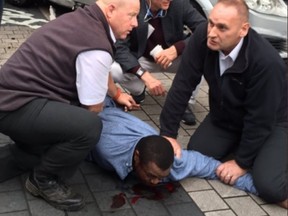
181, 120, 196, 126
25, 178, 85, 211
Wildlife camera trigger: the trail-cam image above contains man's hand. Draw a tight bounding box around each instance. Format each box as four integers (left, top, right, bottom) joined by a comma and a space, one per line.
155, 46, 177, 69
116, 92, 140, 111
141, 72, 166, 96
163, 136, 182, 158
216, 160, 247, 185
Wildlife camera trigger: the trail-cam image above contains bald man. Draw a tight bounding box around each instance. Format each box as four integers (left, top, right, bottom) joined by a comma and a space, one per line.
0, 0, 140, 211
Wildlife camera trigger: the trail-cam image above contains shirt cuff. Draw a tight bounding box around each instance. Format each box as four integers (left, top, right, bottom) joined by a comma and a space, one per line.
174, 41, 186, 56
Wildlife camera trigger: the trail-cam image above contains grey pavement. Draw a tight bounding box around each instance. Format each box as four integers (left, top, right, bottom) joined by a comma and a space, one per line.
0, 4, 287, 216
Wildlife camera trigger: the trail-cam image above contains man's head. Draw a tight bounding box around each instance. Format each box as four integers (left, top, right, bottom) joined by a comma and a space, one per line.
207, 0, 250, 55
97, 0, 140, 39
148, 0, 172, 12
133, 135, 174, 185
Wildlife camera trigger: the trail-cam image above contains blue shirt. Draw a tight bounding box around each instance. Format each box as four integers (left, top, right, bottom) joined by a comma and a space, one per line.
87, 98, 258, 195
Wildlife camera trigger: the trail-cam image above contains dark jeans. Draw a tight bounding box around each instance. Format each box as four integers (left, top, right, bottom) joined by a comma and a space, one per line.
0, 98, 102, 178
188, 114, 288, 203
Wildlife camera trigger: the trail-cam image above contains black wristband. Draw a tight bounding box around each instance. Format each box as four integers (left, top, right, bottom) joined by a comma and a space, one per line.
135, 67, 146, 79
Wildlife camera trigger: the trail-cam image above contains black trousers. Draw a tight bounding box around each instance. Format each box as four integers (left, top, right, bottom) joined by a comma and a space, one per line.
0, 98, 102, 178
187, 114, 288, 203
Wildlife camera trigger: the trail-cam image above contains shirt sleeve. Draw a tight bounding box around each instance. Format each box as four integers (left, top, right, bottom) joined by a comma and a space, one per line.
168, 150, 258, 195
169, 150, 220, 181
76, 50, 113, 106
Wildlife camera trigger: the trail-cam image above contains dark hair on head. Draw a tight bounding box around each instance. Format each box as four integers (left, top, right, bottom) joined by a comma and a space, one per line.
135, 135, 174, 171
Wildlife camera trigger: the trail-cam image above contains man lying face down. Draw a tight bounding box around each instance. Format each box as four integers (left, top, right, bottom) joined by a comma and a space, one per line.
86, 97, 257, 195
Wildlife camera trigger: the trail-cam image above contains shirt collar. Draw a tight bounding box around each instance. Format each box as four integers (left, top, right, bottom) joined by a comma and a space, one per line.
109, 26, 116, 43
219, 38, 244, 62
144, 2, 167, 22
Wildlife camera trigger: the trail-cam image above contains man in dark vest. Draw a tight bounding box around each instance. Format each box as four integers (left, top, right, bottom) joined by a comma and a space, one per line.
0, 0, 140, 211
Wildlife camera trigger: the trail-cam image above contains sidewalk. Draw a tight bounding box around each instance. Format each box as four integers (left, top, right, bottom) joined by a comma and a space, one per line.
0, 13, 287, 216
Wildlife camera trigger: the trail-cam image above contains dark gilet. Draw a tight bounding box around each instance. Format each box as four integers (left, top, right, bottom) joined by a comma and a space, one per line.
0, 4, 114, 111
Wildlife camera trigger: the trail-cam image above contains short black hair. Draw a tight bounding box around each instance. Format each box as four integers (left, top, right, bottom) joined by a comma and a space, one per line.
135, 135, 174, 170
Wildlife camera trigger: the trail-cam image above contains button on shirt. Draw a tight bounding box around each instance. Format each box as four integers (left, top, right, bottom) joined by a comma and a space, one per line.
219, 38, 244, 76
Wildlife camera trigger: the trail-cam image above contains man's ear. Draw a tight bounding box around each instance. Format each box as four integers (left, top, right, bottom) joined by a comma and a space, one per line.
106, 4, 116, 19
240, 22, 250, 38
134, 150, 140, 165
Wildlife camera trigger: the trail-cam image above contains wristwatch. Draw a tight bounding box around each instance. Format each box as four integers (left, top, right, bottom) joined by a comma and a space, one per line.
135, 67, 146, 79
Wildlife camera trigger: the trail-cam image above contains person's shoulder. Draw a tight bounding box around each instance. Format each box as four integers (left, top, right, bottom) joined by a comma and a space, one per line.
247, 29, 283, 63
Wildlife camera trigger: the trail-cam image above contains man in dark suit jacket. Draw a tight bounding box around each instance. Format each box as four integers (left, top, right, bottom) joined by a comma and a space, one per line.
111, 0, 206, 125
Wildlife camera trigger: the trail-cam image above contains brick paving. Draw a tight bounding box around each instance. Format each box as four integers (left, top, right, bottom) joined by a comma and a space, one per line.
0, 6, 287, 216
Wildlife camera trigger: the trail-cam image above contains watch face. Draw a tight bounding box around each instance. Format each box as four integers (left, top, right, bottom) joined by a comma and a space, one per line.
136, 68, 145, 77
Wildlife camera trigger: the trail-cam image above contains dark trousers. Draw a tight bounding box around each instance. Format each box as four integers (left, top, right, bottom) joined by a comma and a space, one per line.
0, 98, 102, 178
187, 114, 288, 203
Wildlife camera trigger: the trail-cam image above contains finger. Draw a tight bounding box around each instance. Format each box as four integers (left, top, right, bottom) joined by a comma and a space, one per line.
230, 176, 237, 185
224, 174, 233, 184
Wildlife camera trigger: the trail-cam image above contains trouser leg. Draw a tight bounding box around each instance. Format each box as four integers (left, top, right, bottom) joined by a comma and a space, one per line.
187, 114, 239, 160
0, 98, 102, 178
110, 57, 202, 98
188, 115, 288, 204
252, 127, 288, 203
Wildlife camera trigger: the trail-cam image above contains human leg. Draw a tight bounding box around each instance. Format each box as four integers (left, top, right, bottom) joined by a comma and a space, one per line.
187, 114, 239, 160
0, 98, 102, 210
252, 126, 288, 208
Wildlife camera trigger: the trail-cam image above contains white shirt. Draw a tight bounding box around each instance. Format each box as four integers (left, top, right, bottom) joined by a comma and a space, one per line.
75, 28, 116, 106
219, 38, 244, 76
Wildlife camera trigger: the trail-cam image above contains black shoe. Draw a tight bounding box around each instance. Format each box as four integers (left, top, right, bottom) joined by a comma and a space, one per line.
131, 88, 146, 104
182, 106, 196, 125
25, 171, 85, 211
0, 144, 27, 183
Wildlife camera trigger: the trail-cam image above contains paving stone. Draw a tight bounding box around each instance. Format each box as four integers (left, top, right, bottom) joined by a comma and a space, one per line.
70, 184, 95, 203
188, 190, 229, 212
162, 185, 195, 205
0, 211, 30, 216
0, 191, 27, 213
0, 177, 22, 192
93, 190, 131, 212
67, 203, 102, 216
224, 197, 266, 216
249, 194, 267, 205
79, 161, 103, 175
102, 208, 136, 216
181, 178, 212, 192
85, 172, 119, 192
208, 180, 247, 198
167, 203, 204, 216
261, 204, 288, 216
141, 104, 162, 115
205, 210, 236, 216
131, 199, 169, 216
27, 199, 65, 216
